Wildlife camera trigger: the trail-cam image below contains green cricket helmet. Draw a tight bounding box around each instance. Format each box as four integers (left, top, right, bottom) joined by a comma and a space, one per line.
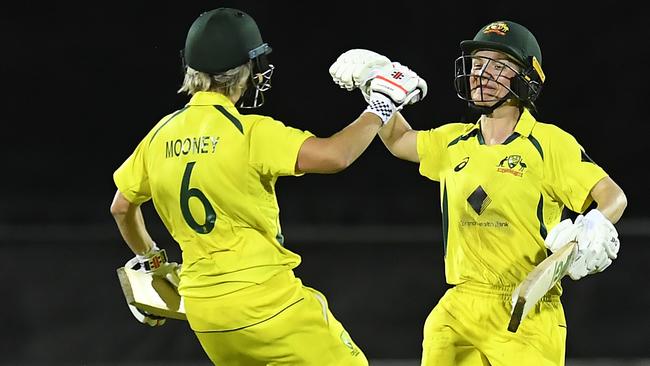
182, 8, 274, 108
183, 8, 271, 73
454, 20, 546, 113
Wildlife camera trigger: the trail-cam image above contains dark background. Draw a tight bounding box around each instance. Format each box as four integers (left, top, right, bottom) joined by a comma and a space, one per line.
1, 1, 648, 364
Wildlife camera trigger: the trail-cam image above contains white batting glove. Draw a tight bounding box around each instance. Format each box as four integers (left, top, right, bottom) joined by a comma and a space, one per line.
544, 217, 585, 280
544, 218, 581, 253
124, 243, 181, 326
363, 63, 428, 125
579, 209, 620, 260
545, 210, 619, 280
363, 62, 428, 105
329, 49, 392, 91
570, 210, 619, 279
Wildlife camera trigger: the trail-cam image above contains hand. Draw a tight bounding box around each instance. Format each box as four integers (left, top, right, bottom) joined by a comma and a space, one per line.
126, 244, 181, 287
544, 218, 580, 252
569, 210, 619, 280
545, 210, 620, 280
566, 242, 611, 281
364, 62, 428, 106
329, 49, 392, 91
363, 63, 428, 125
124, 243, 181, 326
578, 209, 620, 260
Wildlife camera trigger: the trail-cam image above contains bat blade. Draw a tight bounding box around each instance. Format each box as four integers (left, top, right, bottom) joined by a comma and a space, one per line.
117, 267, 187, 321
507, 241, 577, 333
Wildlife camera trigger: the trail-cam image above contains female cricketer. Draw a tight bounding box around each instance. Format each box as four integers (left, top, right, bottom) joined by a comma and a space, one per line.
329, 20, 627, 365
109, 7, 426, 365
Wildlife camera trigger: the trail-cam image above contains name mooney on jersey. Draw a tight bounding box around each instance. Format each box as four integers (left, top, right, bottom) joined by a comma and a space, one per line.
166, 136, 220, 158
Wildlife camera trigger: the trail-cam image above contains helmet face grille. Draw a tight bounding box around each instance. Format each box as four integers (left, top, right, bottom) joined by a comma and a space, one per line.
456, 21, 544, 111
453, 55, 542, 111
239, 59, 274, 109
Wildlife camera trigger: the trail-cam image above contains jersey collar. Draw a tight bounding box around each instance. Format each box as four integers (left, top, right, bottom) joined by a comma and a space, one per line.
186, 92, 235, 107
513, 109, 537, 138
465, 108, 537, 142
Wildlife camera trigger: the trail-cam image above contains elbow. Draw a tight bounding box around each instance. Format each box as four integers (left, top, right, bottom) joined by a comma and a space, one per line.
110, 192, 130, 218
386, 144, 417, 163
325, 154, 351, 173
379, 136, 398, 158
618, 190, 628, 213
110, 201, 127, 218
295, 137, 354, 174
602, 186, 628, 224
610, 191, 628, 225
336, 161, 352, 173
387, 145, 401, 159
611, 182, 628, 216
319, 139, 353, 172
295, 153, 349, 174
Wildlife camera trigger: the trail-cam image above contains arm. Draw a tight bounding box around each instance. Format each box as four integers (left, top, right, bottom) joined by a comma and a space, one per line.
378, 111, 420, 163
296, 112, 383, 174
111, 190, 179, 326
589, 176, 627, 224
297, 62, 427, 174
110, 190, 155, 256
545, 176, 626, 281
327, 51, 427, 167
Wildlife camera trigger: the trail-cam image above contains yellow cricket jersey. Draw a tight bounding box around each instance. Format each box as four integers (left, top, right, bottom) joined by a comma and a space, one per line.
416, 109, 608, 295
113, 92, 314, 298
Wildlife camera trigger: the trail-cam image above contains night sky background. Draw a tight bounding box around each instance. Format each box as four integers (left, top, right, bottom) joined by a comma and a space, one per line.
1, 1, 648, 364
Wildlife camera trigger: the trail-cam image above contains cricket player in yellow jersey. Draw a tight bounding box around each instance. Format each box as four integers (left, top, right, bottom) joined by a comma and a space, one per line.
330, 21, 627, 365
109, 7, 427, 365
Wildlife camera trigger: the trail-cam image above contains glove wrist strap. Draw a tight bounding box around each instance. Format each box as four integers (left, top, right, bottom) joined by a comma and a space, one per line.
140, 249, 168, 271
135, 242, 168, 272
364, 93, 396, 125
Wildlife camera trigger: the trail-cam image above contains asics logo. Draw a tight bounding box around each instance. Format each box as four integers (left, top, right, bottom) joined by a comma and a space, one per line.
454, 157, 469, 172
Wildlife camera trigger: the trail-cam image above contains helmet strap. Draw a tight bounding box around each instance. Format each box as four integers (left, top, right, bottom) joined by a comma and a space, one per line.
467, 94, 511, 115
237, 74, 264, 109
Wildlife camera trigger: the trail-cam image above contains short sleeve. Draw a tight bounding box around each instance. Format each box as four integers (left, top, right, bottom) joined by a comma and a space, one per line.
249, 117, 315, 177
417, 127, 452, 182
546, 129, 608, 213
113, 137, 152, 205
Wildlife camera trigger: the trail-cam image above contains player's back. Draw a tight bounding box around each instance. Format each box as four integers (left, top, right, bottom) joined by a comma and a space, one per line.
143, 91, 312, 298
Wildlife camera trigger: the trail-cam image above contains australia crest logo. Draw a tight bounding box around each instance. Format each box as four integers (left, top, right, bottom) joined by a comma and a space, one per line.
497, 155, 526, 177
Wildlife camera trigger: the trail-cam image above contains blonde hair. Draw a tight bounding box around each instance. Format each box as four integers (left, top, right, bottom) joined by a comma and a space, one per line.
178, 62, 251, 96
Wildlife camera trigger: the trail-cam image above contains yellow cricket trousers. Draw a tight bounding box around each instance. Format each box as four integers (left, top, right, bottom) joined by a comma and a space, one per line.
184, 270, 368, 365
421, 281, 566, 366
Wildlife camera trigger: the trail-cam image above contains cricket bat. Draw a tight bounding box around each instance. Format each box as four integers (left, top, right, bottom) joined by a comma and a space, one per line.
117, 267, 187, 321
507, 240, 577, 333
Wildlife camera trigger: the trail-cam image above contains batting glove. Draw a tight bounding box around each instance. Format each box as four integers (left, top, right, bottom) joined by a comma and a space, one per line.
329, 49, 392, 91
570, 209, 619, 279
124, 243, 181, 326
545, 210, 619, 280
363, 63, 428, 125
544, 218, 581, 253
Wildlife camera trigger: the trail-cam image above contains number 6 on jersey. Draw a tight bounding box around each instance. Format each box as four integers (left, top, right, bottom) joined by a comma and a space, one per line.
180, 162, 216, 234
